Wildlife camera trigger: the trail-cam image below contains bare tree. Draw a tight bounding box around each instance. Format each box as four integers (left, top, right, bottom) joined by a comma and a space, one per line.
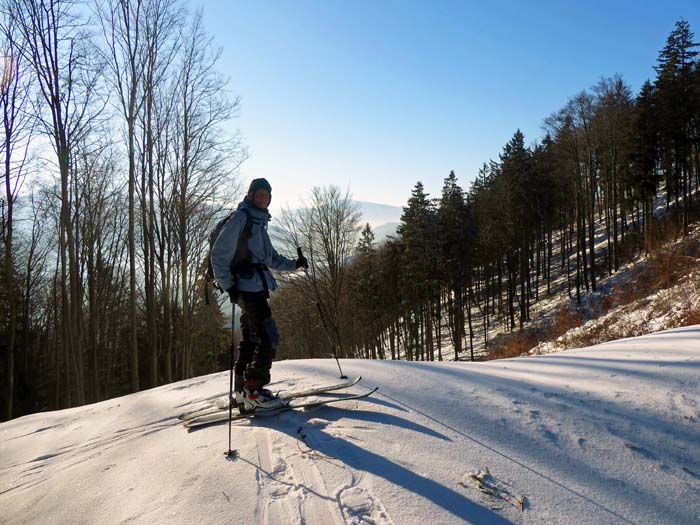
137, 0, 181, 387
0, 0, 247, 417
0, 8, 35, 419
9, 0, 103, 406
168, 9, 244, 378
97, 0, 147, 391
276, 186, 361, 359
593, 76, 633, 273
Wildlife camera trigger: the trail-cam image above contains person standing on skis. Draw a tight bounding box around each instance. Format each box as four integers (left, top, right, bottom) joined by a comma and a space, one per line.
211, 178, 308, 411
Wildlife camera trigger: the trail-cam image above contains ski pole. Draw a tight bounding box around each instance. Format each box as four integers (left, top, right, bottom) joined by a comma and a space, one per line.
298, 247, 347, 379
225, 302, 238, 460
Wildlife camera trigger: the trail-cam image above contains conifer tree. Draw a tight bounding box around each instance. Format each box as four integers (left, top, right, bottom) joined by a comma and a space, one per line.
398, 182, 437, 360
630, 80, 660, 250
353, 224, 379, 358
438, 171, 472, 358
655, 19, 699, 234
498, 130, 533, 327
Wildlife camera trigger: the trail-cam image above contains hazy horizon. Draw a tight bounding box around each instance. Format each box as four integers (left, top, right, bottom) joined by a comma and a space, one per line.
200, 0, 700, 212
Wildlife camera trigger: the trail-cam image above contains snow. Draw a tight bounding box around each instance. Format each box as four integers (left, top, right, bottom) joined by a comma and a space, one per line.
2, 326, 700, 524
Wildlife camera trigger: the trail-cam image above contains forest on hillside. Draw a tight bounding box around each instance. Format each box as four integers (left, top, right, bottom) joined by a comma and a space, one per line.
272, 20, 700, 365
1, 1, 699, 420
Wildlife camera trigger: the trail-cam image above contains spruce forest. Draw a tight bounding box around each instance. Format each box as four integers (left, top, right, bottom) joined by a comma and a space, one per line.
1, 2, 699, 421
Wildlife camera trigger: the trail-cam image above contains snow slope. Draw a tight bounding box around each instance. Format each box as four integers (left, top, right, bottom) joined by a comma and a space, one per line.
2, 326, 699, 525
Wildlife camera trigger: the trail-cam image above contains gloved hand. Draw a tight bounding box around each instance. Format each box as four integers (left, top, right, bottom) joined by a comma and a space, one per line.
295, 254, 309, 270
226, 286, 238, 304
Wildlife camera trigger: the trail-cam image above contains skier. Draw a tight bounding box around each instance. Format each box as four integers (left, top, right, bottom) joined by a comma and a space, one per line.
211, 178, 308, 411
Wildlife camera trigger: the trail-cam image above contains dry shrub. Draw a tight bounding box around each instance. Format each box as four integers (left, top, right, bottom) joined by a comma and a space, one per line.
487, 329, 540, 360
546, 307, 584, 339
568, 323, 608, 348
545, 306, 601, 349
649, 213, 684, 251
600, 293, 616, 314
616, 230, 643, 266
677, 236, 700, 258
681, 306, 700, 327
611, 277, 645, 306
638, 247, 699, 293
486, 307, 585, 360
615, 230, 700, 308
649, 251, 681, 288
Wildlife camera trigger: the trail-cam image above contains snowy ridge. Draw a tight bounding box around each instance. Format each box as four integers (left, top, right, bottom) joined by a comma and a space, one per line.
1, 326, 699, 524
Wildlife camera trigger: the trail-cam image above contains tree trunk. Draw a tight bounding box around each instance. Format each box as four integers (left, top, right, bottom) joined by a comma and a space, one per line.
3, 124, 16, 420
128, 120, 140, 392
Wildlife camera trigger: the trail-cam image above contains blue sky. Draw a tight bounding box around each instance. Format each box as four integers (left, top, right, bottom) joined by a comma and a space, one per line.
199, 1, 700, 213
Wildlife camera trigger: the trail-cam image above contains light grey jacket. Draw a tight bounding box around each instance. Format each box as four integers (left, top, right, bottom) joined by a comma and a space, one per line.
211, 198, 296, 294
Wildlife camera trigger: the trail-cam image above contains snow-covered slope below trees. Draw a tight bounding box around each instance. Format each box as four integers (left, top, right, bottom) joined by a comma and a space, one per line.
432, 216, 700, 363
530, 222, 700, 356
2, 327, 699, 524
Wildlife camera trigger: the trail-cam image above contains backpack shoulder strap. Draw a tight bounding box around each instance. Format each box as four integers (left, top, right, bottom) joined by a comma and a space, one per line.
231, 208, 255, 270
239, 208, 254, 243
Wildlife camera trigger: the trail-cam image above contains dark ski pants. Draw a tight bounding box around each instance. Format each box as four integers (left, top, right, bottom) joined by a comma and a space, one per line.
234, 291, 280, 392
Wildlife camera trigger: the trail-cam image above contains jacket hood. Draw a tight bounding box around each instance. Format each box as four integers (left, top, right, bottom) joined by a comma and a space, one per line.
238, 197, 271, 221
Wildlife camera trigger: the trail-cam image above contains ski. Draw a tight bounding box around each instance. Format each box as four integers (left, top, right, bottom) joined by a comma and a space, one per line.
184, 387, 378, 430
280, 375, 362, 400
179, 376, 362, 421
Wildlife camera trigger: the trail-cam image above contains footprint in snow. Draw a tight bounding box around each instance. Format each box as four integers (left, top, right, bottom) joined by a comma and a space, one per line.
541, 428, 559, 445
624, 443, 656, 460
682, 467, 700, 481
339, 486, 394, 525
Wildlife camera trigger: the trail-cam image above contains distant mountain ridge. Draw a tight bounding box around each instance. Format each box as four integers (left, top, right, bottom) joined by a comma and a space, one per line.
373, 222, 400, 242
353, 201, 402, 243
269, 200, 401, 244
353, 201, 403, 229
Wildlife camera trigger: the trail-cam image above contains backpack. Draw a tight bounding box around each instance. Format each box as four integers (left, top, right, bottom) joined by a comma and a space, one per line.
204, 207, 254, 304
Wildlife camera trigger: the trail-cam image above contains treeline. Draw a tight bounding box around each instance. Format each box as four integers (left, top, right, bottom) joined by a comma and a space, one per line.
3, 13, 700, 420
1, 0, 243, 420
273, 20, 700, 363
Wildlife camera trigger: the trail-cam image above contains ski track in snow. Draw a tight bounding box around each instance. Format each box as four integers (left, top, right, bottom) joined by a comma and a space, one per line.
250, 409, 393, 525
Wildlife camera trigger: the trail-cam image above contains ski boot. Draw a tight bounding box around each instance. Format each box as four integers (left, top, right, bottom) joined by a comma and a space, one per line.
233, 374, 253, 414
242, 386, 288, 412
234, 390, 253, 415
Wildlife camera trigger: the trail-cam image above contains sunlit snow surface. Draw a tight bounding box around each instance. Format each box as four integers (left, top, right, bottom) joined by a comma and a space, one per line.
2, 326, 699, 524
